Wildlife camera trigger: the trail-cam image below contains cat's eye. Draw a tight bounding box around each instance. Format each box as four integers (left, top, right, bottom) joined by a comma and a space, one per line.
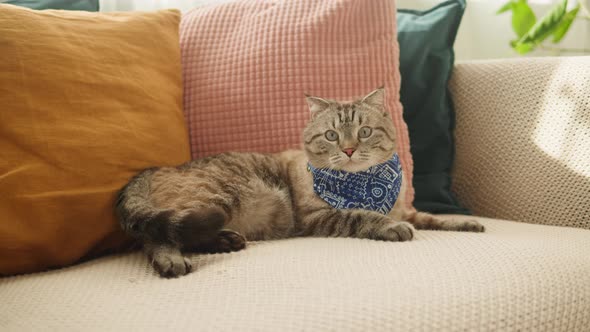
358, 126, 373, 138
325, 130, 339, 141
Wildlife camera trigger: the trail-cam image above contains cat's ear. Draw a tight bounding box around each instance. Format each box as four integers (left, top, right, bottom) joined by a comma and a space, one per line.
361, 86, 385, 110
305, 94, 331, 117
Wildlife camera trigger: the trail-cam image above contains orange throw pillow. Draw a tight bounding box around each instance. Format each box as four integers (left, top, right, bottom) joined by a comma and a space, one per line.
0, 5, 190, 275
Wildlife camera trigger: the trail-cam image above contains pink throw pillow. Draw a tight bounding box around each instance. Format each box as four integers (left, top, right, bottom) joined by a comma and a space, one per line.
180, 0, 414, 206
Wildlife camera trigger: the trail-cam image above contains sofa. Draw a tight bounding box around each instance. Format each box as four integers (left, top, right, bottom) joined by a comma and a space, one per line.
1, 56, 589, 331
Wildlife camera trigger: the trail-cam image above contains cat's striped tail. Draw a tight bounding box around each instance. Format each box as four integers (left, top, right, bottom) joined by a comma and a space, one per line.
115, 168, 225, 247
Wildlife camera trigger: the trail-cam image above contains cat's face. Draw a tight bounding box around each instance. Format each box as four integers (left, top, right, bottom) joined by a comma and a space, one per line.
303, 87, 397, 172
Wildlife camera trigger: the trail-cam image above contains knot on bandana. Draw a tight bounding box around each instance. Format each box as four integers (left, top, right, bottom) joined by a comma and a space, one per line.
308, 154, 402, 214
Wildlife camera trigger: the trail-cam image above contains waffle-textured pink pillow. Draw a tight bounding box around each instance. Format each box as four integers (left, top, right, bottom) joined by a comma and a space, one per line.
180, 0, 414, 206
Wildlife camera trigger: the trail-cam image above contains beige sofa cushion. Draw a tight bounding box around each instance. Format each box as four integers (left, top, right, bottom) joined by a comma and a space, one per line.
1, 216, 589, 331
449, 56, 590, 229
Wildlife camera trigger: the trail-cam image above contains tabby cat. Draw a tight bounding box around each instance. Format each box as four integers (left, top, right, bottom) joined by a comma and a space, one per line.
116, 88, 484, 278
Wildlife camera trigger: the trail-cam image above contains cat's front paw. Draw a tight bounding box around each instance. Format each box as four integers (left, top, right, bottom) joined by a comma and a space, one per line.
152, 253, 192, 278
374, 221, 415, 242
442, 219, 485, 232
202, 230, 247, 253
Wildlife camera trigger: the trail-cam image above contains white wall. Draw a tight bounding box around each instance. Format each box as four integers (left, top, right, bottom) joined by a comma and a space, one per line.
397, 0, 590, 61
100, 0, 590, 61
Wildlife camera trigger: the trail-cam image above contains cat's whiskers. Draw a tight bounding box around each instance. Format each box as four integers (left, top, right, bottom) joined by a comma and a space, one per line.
329, 154, 342, 161
328, 154, 344, 167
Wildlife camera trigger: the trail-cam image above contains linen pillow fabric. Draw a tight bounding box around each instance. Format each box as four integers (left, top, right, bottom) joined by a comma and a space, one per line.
397, 0, 469, 214
180, 0, 415, 206
0, 5, 190, 275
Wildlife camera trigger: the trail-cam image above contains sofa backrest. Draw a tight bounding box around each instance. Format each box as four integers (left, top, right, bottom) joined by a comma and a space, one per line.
449, 56, 590, 229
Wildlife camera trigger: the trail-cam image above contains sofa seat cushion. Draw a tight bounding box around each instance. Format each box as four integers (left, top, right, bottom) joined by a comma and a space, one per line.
1, 216, 589, 331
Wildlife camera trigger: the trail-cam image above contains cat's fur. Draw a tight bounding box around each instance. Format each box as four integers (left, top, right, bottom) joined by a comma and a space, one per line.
116, 88, 484, 278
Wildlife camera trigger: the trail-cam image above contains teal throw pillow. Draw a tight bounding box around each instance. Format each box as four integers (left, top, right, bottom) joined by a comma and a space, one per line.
397, 0, 469, 214
1, 0, 98, 11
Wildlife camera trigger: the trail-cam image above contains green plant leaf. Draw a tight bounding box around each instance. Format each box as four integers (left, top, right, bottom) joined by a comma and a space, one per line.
513, 42, 535, 54
552, 4, 580, 43
515, 0, 568, 47
511, 0, 537, 37
497, 0, 515, 14
510, 39, 535, 54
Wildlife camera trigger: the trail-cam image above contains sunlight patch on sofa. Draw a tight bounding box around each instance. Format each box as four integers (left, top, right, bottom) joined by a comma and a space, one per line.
533, 61, 590, 178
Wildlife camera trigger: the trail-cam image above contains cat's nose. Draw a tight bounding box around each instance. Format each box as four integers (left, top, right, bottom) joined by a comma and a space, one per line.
342, 148, 356, 157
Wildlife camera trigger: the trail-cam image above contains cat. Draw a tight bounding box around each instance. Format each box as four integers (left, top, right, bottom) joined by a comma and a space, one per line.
115, 87, 484, 278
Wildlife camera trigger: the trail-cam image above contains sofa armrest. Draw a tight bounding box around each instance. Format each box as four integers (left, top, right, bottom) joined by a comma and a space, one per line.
448, 56, 590, 229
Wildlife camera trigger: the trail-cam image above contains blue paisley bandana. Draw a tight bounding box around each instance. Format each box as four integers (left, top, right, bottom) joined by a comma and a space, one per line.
307, 154, 402, 215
